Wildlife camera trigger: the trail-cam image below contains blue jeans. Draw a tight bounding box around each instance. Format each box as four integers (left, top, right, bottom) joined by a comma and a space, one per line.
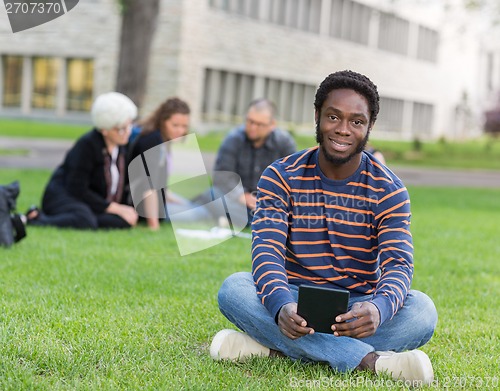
217, 272, 438, 373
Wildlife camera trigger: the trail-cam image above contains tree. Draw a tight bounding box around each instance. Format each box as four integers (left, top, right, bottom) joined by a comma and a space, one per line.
115, 0, 161, 108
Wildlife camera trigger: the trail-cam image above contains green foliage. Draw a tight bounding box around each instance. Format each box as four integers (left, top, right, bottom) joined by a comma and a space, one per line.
0, 168, 498, 390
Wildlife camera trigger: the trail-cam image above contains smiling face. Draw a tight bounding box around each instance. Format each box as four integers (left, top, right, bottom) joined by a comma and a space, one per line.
315, 88, 372, 179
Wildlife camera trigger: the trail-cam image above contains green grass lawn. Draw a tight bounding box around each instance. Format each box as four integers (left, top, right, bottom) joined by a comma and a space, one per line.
0, 118, 88, 140
0, 169, 498, 390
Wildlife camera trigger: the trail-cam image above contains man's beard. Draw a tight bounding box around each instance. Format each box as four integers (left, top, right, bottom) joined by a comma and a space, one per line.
315, 122, 370, 166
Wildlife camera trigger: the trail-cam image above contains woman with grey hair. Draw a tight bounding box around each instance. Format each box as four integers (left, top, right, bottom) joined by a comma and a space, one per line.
27, 92, 139, 229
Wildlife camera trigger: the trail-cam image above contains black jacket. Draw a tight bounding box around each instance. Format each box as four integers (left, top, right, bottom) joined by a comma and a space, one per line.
44, 129, 128, 214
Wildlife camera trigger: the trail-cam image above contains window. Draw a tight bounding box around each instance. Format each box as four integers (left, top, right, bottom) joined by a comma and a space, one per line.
2, 55, 23, 107
329, 0, 370, 45
209, 0, 229, 11
265, 77, 316, 125
412, 102, 434, 136
301, 0, 321, 34
417, 26, 438, 62
378, 12, 409, 55
202, 68, 255, 123
269, 0, 286, 25
378, 97, 404, 133
32, 57, 59, 109
210, 0, 259, 19
66, 58, 94, 111
202, 68, 316, 127
486, 52, 494, 92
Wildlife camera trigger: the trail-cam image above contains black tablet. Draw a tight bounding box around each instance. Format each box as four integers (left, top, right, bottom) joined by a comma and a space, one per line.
297, 285, 350, 334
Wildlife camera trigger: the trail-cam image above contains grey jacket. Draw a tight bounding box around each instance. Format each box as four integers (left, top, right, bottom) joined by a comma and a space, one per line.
214, 126, 296, 194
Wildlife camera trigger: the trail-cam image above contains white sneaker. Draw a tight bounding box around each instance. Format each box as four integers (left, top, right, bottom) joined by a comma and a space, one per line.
375, 350, 434, 385
210, 329, 270, 361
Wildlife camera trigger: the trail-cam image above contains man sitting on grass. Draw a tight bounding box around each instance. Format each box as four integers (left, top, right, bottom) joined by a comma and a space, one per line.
210, 70, 438, 385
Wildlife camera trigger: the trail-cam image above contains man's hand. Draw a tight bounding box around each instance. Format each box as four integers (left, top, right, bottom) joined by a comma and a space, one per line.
331, 301, 380, 338
278, 303, 314, 339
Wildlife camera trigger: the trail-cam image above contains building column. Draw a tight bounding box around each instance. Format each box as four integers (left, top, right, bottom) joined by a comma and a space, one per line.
279, 80, 292, 124
228, 0, 238, 13
21, 56, 32, 115
407, 22, 419, 59
340, 0, 351, 40
258, 0, 269, 21
297, 0, 306, 30
252, 75, 266, 100
56, 57, 66, 117
235, 74, 252, 121
243, 0, 253, 17
319, 0, 332, 36
267, 79, 280, 111
302, 85, 315, 127
0, 56, 4, 108
368, 9, 380, 49
402, 100, 413, 140
291, 83, 304, 124
206, 69, 221, 122
270, 0, 280, 24
221, 72, 236, 122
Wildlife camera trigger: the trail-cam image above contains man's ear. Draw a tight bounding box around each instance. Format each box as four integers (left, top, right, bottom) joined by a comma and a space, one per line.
314, 110, 320, 124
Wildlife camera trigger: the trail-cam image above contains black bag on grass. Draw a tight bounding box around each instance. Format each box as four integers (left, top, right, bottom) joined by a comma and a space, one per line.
0, 181, 27, 247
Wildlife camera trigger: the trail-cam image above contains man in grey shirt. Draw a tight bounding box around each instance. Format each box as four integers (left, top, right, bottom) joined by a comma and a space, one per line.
213, 99, 296, 225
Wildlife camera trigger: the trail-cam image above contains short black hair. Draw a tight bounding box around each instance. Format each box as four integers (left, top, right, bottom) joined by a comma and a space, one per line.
314, 70, 380, 125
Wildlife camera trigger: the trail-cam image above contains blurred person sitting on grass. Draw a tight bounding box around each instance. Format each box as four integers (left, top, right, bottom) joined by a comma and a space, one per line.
210, 98, 296, 226
27, 92, 138, 229
210, 70, 437, 386
128, 97, 212, 230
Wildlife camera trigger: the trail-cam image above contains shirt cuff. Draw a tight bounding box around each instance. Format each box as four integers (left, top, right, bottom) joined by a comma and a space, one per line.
265, 289, 295, 324
370, 295, 392, 325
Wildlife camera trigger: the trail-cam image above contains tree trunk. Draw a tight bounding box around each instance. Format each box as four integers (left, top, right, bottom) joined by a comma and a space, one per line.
115, 0, 160, 108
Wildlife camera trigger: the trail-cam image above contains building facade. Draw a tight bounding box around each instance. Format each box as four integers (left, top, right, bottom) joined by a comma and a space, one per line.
0, 0, 498, 140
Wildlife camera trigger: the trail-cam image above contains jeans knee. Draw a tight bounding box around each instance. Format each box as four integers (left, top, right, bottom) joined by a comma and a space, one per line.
218, 272, 257, 319
412, 290, 438, 342
218, 272, 252, 308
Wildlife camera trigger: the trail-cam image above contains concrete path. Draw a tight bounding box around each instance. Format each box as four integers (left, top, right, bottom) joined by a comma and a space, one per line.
1, 136, 500, 188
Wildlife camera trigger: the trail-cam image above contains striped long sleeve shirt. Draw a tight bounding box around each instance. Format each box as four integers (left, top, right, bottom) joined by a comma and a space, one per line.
251, 147, 413, 325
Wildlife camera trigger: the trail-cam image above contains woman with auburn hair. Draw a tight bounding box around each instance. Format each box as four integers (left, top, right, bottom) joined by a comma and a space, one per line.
128, 97, 211, 230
